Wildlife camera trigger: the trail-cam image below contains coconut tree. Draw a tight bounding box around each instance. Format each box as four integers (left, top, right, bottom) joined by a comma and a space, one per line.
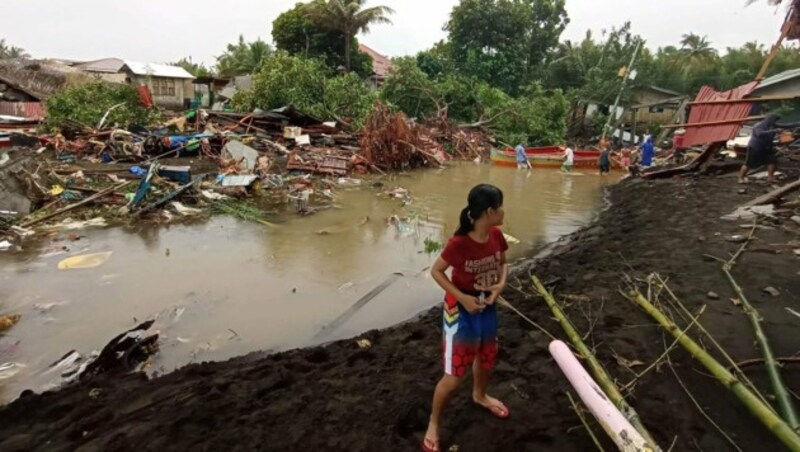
679, 34, 718, 63
0, 39, 30, 59
304, 0, 394, 72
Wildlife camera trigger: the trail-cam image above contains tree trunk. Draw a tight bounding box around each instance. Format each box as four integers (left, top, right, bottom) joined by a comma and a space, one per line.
344, 34, 351, 72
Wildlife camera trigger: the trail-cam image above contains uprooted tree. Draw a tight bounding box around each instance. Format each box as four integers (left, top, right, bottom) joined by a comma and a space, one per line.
44, 81, 160, 131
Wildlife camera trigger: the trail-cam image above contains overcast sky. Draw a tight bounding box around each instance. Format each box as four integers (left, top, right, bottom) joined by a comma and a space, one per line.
3, 0, 792, 66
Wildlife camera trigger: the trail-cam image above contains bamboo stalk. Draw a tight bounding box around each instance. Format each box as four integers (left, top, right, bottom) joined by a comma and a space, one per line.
566, 391, 606, 452
629, 290, 800, 451
721, 266, 800, 429
532, 275, 659, 447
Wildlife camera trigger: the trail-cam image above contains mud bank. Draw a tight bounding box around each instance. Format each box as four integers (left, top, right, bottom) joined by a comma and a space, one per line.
1, 167, 799, 451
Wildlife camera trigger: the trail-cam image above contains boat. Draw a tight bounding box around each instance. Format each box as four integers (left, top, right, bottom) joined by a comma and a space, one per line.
490, 146, 619, 170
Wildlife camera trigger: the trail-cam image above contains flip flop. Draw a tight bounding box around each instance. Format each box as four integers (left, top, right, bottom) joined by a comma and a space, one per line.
422, 437, 440, 452
477, 401, 510, 419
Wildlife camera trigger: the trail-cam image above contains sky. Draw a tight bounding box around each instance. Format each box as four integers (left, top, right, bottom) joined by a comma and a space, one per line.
2, 0, 792, 66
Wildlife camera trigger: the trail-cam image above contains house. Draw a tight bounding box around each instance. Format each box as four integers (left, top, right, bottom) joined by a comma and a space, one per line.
0, 59, 92, 120
625, 86, 687, 124
74, 58, 195, 109
192, 76, 230, 108
748, 68, 800, 99
358, 44, 393, 89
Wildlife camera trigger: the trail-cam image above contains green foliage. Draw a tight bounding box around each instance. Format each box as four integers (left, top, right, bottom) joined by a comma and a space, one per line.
304, 0, 394, 71
323, 73, 377, 128
380, 57, 438, 118
235, 52, 375, 127
0, 39, 29, 59
45, 82, 159, 130
272, 1, 374, 77
172, 57, 212, 77
446, 0, 568, 95
423, 237, 443, 254
216, 35, 272, 77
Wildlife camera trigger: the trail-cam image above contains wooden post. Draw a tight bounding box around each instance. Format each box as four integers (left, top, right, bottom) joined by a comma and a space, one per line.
757, 15, 795, 81
631, 108, 638, 145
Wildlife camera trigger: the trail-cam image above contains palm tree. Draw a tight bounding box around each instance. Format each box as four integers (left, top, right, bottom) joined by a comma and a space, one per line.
305, 0, 394, 71
679, 33, 718, 61
216, 35, 272, 77
0, 39, 30, 59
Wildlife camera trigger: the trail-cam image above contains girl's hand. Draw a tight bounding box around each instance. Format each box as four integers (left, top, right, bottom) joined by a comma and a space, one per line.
458, 293, 484, 314
474, 283, 505, 305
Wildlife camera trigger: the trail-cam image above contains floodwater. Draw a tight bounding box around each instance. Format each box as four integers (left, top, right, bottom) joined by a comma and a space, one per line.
0, 164, 616, 403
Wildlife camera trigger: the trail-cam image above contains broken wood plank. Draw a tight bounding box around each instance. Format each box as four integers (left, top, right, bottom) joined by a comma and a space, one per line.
740, 178, 800, 208
20, 181, 133, 228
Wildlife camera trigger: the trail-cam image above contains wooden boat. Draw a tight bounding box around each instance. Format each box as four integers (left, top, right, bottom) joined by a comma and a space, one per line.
490, 146, 619, 170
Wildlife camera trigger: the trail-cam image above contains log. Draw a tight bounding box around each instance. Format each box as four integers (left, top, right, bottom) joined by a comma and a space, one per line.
739, 178, 800, 208
641, 142, 723, 180
629, 290, 800, 451
20, 181, 133, 228
532, 276, 659, 447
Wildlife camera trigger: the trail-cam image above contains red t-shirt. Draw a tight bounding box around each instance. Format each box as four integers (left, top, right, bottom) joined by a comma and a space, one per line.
673, 134, 684, 149
440, 227, 509, 307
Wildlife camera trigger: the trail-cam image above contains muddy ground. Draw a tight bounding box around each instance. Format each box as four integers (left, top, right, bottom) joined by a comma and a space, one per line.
1, 161, 799, 451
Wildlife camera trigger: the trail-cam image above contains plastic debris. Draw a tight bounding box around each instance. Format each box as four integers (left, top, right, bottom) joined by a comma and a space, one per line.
171, 202, 203, 216
41, 217, 108, 231
0, 240, 12, 251
0, 362, 25, 380
58, 251, 113, 270
0, 314, 21, 331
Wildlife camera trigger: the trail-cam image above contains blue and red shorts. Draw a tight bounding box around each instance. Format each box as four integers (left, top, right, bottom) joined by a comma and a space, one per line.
442, 295, 498, 377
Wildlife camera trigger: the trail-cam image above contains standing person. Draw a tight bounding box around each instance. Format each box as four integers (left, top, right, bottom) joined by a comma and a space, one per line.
739, 114, 781, 184
423, 184, 509, 452
640, 135, 655, 167
672, 129, 686, 163
515, 144, 531, 170
599, 146, 611, 175
561, 144, 575, 172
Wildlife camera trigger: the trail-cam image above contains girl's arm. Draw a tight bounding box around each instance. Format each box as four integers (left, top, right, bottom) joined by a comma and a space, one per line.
486, 252, 508, 305
431, 256, 482, 313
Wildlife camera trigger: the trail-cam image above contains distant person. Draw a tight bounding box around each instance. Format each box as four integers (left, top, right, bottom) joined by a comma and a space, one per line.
739, 114, 781, 184
515, 144, 531, 170
561, 144, 575, 172
599, 146, 611, 175
672, 129, 686, 163
424, 184, 509, 452
640, 135, 655, 167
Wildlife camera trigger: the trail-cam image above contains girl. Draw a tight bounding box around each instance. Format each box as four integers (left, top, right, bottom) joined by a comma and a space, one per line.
423, 184, 509, 452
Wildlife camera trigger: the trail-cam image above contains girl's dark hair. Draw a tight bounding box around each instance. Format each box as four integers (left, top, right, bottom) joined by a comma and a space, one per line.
455, 184, 504, 236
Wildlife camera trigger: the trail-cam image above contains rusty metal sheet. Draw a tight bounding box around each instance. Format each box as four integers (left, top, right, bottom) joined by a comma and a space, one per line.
0, 102, 45, 120
681, 82, 759, 148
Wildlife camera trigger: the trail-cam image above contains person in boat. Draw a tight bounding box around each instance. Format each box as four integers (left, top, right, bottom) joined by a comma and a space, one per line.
561, 144, 575, 172
640, 135, 655, 167
515, 144, 531, 170
599, 145, 611, 175
424, 184, 510, 452
738, 114, 781, 184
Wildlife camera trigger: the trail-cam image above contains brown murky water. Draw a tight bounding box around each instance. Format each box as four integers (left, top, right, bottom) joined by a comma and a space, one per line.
0, 164, 617, 402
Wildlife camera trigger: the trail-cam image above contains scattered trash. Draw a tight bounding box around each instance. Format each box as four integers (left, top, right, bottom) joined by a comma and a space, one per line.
356, 338, 372, 349
57, 251, 113, 270
0, 314, 21, 331
41, 217, 108, 231
0, 240, 12, 251
171, 202, 203, 216
503, 233, 521, 245
725, 235, 747, 243
88, 388, 102, 399
337, 177, 363, 187
763, 287, 781, 297
33, 301, 68, 313
0, 362, 25, 380
201, 190, 227, 201
614, 355, 645, 369
730, 298, 742, 307
222, 140, 260, 172
721, 205, 776, 221
787, 307, 800, 320
220, 175, 258, 187
707, 291, 720, 300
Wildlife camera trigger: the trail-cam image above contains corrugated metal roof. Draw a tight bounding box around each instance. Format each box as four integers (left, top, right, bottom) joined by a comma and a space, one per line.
682, 81, 759, 148
74, 58, 125, 73
757, 68, 800, 90
122, 61, 195, 79
0, 102, 45, 120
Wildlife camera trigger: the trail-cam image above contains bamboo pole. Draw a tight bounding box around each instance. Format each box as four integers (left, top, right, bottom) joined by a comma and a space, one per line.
721, 266, 800, 429
629, 290, 800, 451
532, 275, 659, 447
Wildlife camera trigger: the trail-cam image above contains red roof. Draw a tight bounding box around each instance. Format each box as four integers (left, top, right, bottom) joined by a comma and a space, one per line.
682, 81, 759, 148
358, 43, 392, 78
0, 102, 45, 121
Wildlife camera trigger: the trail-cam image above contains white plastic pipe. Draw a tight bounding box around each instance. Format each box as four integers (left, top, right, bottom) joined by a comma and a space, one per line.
549, 340, 656, 452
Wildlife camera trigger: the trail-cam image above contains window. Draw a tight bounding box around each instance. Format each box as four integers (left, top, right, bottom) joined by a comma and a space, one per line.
649, 106, 665, 113
152, 78, 176, 97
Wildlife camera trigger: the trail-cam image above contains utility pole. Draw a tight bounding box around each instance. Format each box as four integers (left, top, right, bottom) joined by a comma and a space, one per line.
602, 39, 642, 143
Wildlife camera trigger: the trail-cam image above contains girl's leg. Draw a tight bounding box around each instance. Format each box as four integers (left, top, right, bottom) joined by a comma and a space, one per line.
472, 360, 507, 416
424, 375, 461, 449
